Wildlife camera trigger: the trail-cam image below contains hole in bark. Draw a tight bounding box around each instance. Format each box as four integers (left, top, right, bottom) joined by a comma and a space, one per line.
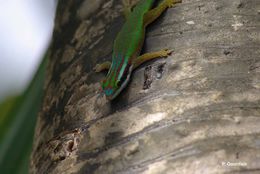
223, 50, 231, 55
237, 2, 244, 9
127, 148, 140, 156
198, 4, 205, 11
143, 65, 153, 90
67, 140, 74, 152
215, 6, 223, 11
60, 156, 66, 161
236, 152, 240, 159
156, 63, 166, 79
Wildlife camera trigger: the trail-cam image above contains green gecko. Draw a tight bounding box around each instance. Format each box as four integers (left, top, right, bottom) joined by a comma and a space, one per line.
94, 0, 182, 100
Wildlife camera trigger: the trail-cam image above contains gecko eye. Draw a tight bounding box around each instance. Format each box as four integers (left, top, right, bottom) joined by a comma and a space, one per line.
116, 80, 122, 88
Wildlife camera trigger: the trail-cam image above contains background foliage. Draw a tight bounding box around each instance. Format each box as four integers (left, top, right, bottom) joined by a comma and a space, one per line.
0, 57, 47, 174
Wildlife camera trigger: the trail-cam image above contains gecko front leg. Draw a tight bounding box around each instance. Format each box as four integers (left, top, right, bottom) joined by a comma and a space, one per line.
133, 49, 172, 69
122, 0, 132, 18
93, 61, 111, 72
144, 0, 182, 26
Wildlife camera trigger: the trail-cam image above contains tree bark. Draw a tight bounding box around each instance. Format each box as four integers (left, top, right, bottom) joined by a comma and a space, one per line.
30, 0, 260, 173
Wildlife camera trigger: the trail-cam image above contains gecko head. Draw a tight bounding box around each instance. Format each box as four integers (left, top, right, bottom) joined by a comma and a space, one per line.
100, 79, 119, 100
101, 64, 133, 100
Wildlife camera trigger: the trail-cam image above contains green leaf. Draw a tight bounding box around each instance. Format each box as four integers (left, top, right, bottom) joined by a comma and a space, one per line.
0, 57, 47, 174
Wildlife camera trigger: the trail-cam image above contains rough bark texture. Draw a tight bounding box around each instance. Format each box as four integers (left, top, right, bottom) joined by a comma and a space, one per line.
30, 0, 260, 173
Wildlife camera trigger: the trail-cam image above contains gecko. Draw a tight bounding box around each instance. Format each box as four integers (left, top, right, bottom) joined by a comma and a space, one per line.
94, 0, 182, 100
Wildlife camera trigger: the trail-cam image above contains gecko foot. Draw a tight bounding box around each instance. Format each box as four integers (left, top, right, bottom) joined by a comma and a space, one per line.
166, 0, 182, 8
93, 61, 111, 72
93, 64, 102, 72
161, 49, 173, 57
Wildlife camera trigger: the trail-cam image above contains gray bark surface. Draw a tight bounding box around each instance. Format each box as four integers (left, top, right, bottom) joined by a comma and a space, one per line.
30, 0, 260, 173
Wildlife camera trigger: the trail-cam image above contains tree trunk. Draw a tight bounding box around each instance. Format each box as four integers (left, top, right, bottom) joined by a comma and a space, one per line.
30, 0, 260, 173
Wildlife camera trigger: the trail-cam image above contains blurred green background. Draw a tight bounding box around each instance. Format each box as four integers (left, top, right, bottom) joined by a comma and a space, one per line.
0, 0, 56, 173
0, 58, 47, 173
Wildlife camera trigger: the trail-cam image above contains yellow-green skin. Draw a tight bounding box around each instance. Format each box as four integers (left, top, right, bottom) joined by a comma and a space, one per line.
101, 0, 179, 100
